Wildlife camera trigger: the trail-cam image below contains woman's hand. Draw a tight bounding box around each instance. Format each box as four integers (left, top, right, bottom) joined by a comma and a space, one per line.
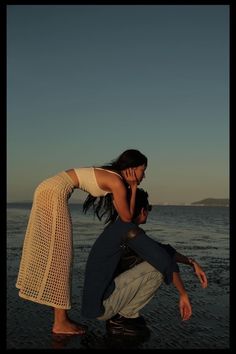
124, 168, 139, 188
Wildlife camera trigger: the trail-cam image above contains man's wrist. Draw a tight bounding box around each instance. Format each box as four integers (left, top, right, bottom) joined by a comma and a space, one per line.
188, 257, 195, 267
179, 291, 189, 297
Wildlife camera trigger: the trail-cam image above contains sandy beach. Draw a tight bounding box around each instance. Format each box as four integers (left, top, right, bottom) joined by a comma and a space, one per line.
7, 245, 230, 350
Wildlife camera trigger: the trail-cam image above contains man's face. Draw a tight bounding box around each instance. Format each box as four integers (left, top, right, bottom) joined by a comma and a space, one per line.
139, 204, 152, 224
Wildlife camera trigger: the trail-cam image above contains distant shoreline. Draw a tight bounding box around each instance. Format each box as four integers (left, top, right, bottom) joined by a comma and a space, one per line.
7, 202, 229, 207
191, 198, 229, 207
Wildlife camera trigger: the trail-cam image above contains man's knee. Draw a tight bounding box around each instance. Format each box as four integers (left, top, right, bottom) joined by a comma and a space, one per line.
126, 227, 142, 240
147, 268, 164, 288
132, 262, 163, 289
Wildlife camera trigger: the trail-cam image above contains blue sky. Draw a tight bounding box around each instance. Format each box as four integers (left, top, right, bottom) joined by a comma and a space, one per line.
7, 5, 229, 204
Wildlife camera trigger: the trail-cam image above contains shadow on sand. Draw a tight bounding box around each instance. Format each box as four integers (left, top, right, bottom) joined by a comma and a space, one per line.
51, 329, 151, 349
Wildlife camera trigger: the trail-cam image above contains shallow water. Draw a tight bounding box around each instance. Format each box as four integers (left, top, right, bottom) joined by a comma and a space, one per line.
7, 203, 230, 349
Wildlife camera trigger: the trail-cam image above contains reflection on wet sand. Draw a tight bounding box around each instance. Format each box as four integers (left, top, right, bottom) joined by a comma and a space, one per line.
51, 333, 75, 349
51, 330, 151, 349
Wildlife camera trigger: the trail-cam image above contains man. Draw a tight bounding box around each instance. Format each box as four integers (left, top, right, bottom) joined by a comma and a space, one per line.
81, 189, 208, 336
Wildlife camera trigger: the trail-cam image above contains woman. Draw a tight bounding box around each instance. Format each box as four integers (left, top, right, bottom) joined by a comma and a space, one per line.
16, 149, 147, 335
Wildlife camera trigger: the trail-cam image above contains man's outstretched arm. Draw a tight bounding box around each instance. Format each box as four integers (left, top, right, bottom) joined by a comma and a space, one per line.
172, 271, 192, 321
174, 252, 208, 288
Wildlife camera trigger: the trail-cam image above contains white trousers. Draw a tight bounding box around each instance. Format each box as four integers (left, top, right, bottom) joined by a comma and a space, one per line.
97, 261, 163, 320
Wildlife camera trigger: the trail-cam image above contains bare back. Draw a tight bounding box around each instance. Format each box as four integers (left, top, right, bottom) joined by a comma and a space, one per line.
66, 168, 132, 221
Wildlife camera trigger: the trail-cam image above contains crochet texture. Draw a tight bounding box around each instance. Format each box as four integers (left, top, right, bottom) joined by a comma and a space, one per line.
16, 172, 75, 309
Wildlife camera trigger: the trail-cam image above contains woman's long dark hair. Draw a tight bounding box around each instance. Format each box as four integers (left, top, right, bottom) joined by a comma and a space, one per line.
82, 149, 148, 224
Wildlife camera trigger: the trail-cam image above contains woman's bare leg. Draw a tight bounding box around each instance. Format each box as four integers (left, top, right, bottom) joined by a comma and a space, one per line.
52, 308, 87, 335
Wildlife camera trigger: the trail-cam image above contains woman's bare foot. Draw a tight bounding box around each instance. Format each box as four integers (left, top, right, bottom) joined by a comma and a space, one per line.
52, 319, 87, 335
53, 308, 87, 335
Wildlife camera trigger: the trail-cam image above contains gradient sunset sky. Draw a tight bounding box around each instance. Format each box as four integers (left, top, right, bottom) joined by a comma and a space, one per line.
7, 4, 229, 204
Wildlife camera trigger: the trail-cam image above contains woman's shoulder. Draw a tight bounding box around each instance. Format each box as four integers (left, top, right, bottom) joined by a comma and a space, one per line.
95, 167, 122, 179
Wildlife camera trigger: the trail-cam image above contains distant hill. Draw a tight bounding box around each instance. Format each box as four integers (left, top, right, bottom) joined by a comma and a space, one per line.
191, 198, 229, 207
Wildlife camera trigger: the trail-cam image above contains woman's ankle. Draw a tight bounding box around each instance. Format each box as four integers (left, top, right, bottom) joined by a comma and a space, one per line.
54, 308, 68, 324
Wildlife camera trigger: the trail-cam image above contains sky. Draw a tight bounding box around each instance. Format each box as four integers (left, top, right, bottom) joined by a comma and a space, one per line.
7, 4, 229, 204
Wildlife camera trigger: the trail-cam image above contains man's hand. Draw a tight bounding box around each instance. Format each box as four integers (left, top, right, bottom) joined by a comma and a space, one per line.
191, 260, 208, 288
179, 293, 192, 321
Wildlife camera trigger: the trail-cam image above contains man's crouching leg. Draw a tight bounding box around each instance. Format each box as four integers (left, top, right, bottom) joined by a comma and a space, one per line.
97, 262, 163, 336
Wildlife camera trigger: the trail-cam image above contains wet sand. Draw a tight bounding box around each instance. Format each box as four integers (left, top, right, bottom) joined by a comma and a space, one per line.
7, 245, 230, 350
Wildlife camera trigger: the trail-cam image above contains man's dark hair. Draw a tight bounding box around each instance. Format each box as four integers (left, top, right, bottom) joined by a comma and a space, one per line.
103, 188, 151, 225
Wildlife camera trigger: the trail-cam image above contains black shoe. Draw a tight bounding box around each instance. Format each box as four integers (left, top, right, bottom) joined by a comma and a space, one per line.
107, 314, 146, 326
106, 314, 150, 336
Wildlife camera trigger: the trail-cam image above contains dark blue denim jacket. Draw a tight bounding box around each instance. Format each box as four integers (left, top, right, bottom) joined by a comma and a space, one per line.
81, 218, 179, 318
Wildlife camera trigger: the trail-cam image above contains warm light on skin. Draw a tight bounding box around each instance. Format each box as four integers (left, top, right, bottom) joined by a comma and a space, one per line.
134, 164, 146, 184
120, 164, 146, 185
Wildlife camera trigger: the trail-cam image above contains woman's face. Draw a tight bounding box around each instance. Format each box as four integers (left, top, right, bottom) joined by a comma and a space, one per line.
134, 164, 146, 184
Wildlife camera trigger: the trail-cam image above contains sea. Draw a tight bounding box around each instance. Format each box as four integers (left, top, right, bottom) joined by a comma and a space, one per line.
7, 202, 229, 262
7, 203, 230, 349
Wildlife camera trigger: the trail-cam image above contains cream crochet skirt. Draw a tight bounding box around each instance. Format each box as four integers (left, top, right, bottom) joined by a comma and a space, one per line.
16, 172, 76, 309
